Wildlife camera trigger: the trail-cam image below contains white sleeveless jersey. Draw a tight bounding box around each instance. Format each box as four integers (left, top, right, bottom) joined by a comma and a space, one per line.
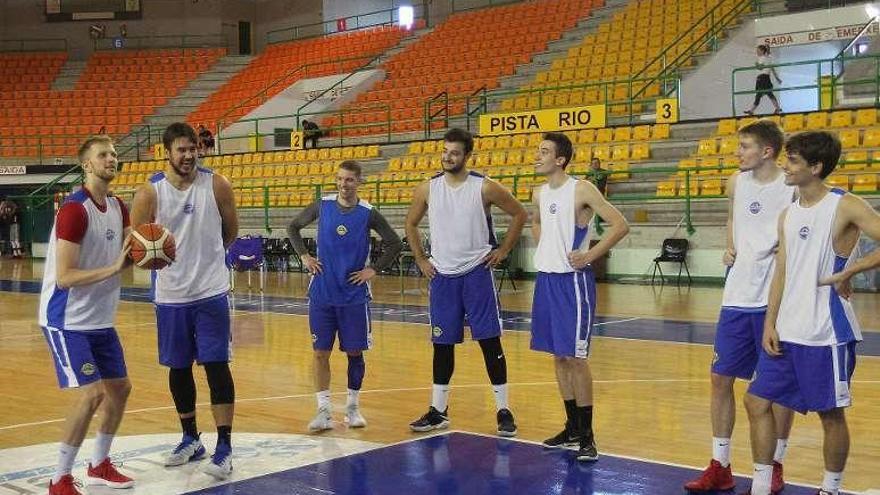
722, 171, 795, 308
534, 177, 591, 273
776, 189, 862, 345
150, 168, 228, 304
427, 171, 495, 275
39, 189, 125, 330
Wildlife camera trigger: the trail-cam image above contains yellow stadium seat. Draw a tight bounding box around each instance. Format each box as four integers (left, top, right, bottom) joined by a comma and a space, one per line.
614, 126, 632, 142
612, 144, 630, 161
591, 145, 610, 161
527, 133, 543, 147
400, 156, 415, 170
631, 143, 650, 160
241, 153, 253, 165
656, 180, 676, 197
827, 175, 849, 190
679, 179, 699, 197
341, 146, 355, 159
609, 162, 630, 180
596, 128, 614, 143
633, 125, 651, 141
416, 156, 432, 171
738, 116, 758, 129
652, 124, 670, 139
511, 134, 528, 149
408, 142, 423, 154
844, 151, 868, 169
329, 148, 341, 160
506, 149, 524, 166
717, 119, 737, 136
863, 127, 880, 147
576, 129, 596, 144
698, 157, 721, 175
718, 136, 738, 155
829, 110, 852, 128
701, 179, 723, 196
853, 173, 877, 192
306, 149, 319, 160
838, 129, 860, 149
855, 108, 877, 127
698, 138, 717, 156
475, 154, 491, 168
805, 112, 828, 130
353, 146, 367, 159
490, 151, 506, 167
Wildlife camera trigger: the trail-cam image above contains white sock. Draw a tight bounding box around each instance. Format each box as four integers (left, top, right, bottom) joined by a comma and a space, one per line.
492, 384, 508, 411
751, 463, 773, 495
91, 431, 114, 467
53, 443, 79, 484
712, 437, 731, 467
347, 388, 360, 407
773, 438, 788, 463
431, 384, 450, 412
821, 470, 843, 494
316, 390, 331, 411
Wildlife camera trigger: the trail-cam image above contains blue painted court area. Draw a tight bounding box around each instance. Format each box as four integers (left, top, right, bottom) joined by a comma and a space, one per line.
183, 432, 831, 495
2, 278, 880, 355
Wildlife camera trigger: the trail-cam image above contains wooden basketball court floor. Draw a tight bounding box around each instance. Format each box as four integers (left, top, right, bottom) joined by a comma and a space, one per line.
0, 259, 878, 493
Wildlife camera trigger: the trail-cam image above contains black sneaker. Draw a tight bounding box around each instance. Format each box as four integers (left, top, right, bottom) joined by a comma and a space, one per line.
542, 425, 579, 450
576, 431, 599, 462
496, 408, 517, 437
409, 406, 449, 432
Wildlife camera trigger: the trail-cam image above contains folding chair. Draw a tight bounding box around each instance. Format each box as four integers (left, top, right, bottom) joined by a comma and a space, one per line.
227, 235, 266, 292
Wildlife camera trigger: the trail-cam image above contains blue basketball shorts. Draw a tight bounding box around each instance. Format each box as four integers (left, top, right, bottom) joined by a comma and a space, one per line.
309, 301, 372, 352
429, 266, 502, 344
42, 326, 127, 388
156, 293, 231, 368
530, 270, 595, 358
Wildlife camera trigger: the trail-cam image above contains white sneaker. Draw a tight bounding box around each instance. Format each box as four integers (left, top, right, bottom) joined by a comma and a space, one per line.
308, 406, 333, 432
202, 445, 233, 480
164, 434, 206, 467
345, 405, 367, 428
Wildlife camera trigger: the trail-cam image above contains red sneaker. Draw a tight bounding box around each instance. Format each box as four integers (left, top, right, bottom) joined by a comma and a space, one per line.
86, 458, 134, 489
48, 475, 82, 495
771, 461, 785, 493
684, 459, 736, 492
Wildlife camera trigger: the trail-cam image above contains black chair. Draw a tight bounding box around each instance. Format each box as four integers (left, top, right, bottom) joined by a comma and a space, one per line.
651, 238, 692, 286
494, 255, 517, 292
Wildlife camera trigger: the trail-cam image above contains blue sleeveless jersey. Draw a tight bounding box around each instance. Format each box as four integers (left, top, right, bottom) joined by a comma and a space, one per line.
309, 195, 373, 306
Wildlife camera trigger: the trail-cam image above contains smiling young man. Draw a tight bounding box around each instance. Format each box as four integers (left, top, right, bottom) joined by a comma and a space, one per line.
743, 131, 874, 495
287, 160, 402, 432
130, 122, 238, 480
40, 136, 134, 495
405, 127, 528, 436
686, 119, 796, 493
530, 132, 629, 462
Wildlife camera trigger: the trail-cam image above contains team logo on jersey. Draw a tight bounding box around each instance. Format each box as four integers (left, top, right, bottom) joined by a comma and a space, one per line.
336, 225, 348, 236
105, 228, 116, 240
549, 203, 558, 214
748, 201, 762, 214
432, 326, 443, 337
311, 333, 317, 343
81, 363, 96, 376
183, 203, 195, 214
798, 226, 810, 239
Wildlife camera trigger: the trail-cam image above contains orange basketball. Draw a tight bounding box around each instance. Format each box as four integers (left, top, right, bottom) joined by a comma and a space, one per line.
130, 223, 176, 270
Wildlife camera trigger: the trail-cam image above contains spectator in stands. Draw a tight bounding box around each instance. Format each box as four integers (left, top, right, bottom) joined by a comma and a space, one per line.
0, 196, 16, 256
587, 157, 608, 196
198, 125, 215, 156
744, 44, 782, 116
302, 120, 321, 149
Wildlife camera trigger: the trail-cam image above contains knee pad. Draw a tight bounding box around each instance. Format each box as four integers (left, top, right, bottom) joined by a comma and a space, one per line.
432, 343, 455, 385
479, 337, 507, 385
203, 362, 235, 405
168, 367, 196, 414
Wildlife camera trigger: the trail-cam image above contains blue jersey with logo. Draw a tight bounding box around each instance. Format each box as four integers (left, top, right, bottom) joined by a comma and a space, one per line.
310, 195, 373, 306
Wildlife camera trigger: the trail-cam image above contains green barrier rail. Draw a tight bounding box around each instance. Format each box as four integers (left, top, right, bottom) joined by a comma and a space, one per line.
11, 165, 84, 249
266, 4, 428, 45
0, 38, 67, 52
450, 0, 522, 13
729, 53, 880, 113
94, 34, 229, 51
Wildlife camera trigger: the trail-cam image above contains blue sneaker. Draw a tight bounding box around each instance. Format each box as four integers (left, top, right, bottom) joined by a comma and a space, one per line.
203, 444, 233, 480
164, 434, 205, 467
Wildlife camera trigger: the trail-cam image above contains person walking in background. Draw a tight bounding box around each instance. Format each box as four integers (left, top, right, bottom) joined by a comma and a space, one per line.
744, 45, 783, 116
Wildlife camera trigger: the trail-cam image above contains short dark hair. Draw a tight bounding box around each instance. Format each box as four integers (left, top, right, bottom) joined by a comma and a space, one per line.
163, 122, 198, 151
784, 131, 842, 179
738, 119, 784, 158
339, 160, 362, 178
443, 128, 473, 155
543, 132, 573, 169
78, 135, 114, 164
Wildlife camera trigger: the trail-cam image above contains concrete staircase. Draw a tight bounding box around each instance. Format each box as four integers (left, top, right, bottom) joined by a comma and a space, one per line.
50, 59, 88, 91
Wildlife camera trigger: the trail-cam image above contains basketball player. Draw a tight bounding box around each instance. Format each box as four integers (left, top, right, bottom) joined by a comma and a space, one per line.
743, 131, 871, 495
40, 136, 134, 495
530, 132, 629, 462
405, 128, 528, 436
287, 160, 403, 432
130, 122, 238, 480
686, 120, 795, 493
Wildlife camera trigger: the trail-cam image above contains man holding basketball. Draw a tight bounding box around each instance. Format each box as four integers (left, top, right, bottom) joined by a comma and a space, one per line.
40, 135, 134, 495
131, 122, 238, 480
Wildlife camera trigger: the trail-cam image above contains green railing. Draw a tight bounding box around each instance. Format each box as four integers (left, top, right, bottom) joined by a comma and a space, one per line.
94, 34, 229, 51
266, 4, 428, 45
451, 0, 523, 12
9, 165, 84, 250
730, 54, 880, 113
0, 38, 67, 52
